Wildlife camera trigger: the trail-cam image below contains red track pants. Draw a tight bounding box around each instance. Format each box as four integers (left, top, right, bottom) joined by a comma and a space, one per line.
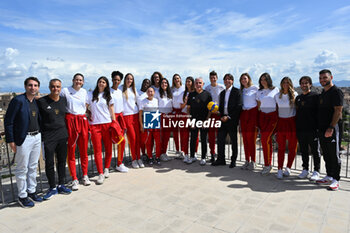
179, 113, 199, 155
258, 111, 278, 166
115, 113, 126, 166
276, 117, 297, 169
240, 107, 258, 162
66, 114, 89, 180
90, 123, 113, 174
161, 113, 171, 154
208, 113, 220, 155
172, 108, 182, 151
123, 114, 141, 161
146, 129, 161, 158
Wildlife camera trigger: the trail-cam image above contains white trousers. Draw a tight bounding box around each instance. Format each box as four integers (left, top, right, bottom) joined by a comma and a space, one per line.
15, 133, 41, 198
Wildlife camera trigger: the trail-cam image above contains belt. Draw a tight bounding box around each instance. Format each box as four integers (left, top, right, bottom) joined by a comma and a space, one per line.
27, 130, 40, 136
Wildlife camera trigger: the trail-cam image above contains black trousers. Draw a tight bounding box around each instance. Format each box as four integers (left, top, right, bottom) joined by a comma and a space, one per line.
296, 131, 321, 172
190, 127, 208, 159
44, 138, 68, 188
319, 124, 341, 181
217, 121, 238, 164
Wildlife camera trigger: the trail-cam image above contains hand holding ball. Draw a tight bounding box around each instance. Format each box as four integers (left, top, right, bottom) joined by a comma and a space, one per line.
207, 101, 218, 113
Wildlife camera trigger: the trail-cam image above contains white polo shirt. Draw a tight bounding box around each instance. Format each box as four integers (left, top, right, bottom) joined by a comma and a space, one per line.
242, 85, 258, 110
275, 91, 298, 118
122, 87, 139, 116
158, 93, 173, 114
87, 92, 114, 125
172, 86, 185, 109
205, 83, 225, 104
137, 90, 148, 108
140, 98, 158, 112
111, 88, 123, 114
61, 86, 87, 115
256, 87, 279, 113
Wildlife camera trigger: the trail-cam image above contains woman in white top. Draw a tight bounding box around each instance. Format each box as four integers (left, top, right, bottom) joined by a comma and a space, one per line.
239, 73, 258, 171
159, 78, 173, 161
61, 73, 91, 190
122, 73, 144, 169
87, 76, 116, 185
139, 87, 161, 165
171, 74, 185, 158
111, 71, 128, 173
151, 71, 162, 99
256, 73, 279, 175
275, 77, 298, 179
137, 79, 151, 158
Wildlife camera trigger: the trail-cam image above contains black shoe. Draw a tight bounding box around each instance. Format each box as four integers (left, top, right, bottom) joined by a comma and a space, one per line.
18, 197, 35, 208
28, 192, 43, 202
210, 154, 215, 163
155, 158, 161, 165
211, 160, 226, 166
229, 162, 236, 168
148, 158, 154, 165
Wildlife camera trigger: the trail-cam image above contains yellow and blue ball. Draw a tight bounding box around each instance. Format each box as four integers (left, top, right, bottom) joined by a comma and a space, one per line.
207, 101, 219, 113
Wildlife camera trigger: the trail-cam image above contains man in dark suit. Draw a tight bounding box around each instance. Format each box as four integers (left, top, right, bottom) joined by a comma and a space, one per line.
5, 77, 43, 208
212, 73, 242, 168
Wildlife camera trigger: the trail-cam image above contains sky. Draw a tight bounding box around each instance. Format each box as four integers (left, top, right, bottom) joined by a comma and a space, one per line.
0, 0, 350, 93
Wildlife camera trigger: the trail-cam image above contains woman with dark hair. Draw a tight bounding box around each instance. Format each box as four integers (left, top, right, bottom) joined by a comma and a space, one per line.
159, 78, 173, 161
181, 76, 199, 163
256, 73, 279, 175
239, 73, 258, 171
137, 79, 151, 157
275, 77, 298, 179
139, 87, 161, 165
87, 76, 116, 185
151, 71, 162, 99
122, 73, 143, 168
171, 74, 185, 158
61, 73, 91, 190
111, 71, 128, 173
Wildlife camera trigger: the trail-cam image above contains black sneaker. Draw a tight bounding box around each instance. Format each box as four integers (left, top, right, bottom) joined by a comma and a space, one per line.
155, 158, 161, 165
28, 192, 43, 202
18, 197, 35, 208
148, 158, 154, 165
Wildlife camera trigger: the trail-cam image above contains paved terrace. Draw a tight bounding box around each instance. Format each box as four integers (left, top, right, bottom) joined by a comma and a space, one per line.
0, 151, 349, 233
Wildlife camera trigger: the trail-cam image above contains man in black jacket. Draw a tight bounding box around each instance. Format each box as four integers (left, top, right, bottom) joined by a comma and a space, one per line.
212, 73, 242, 168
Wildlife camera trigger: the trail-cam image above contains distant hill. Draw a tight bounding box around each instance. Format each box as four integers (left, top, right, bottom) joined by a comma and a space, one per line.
312, 80, 350, 87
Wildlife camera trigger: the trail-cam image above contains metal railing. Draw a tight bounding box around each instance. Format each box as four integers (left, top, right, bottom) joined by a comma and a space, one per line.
0, 119, 349, 207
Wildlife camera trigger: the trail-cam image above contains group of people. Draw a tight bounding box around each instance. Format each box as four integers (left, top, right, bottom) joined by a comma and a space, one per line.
4, 69, 343, 208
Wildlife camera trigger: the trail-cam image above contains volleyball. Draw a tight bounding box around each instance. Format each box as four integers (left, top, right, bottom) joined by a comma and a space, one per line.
207, 101, 219, 113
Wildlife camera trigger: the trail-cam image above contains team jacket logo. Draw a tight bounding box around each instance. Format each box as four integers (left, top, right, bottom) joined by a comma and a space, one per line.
143, 110, 161, 129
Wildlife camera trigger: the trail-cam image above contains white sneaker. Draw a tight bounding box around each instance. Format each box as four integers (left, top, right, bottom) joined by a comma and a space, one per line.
328, 179, 339, 191
261, 165, 272, 176
132, 160, 139, 169
283, 167, 291, 177
241, 161, 249, 170
97, 174, 104, 185
309, 171, 320, 181
183, 155, 190, 163
175, 152, 185, 160
72, 179, 79, 191
160, 153, 169, 162
137, 159, 145, 168
104, 168, 109, 178
200, 159, 206, 166
165, 154, 172, 161
248, 162, 256, 171
116, 164, 129, 173
276, 169, 283, 179
83, 175, 91, 186
298, 169, 309, 179
187, 156, 197, 164
316, 176, 333, 184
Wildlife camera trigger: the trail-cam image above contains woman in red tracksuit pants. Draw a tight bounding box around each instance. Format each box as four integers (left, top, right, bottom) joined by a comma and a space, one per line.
256, 73, 279, 176
171, 74, 185, 158
87, 76, 116, 185
61, 73, 90, 191
275, 77, 298, 179
239, 73, 259, 171
122, 73, 144, 169
159, 78, 173, 161
111, 71, 128, 173
139, 87, 162, 165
